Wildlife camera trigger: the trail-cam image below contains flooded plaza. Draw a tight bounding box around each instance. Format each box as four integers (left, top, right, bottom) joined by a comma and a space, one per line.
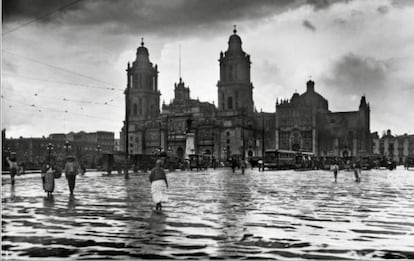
2, 167, 414, 260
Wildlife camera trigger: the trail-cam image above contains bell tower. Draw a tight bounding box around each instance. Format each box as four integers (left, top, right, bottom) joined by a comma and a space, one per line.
126, 38, 160, 121
217, 26, 254, 114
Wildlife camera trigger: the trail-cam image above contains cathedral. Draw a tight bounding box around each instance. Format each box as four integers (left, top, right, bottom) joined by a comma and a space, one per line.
120, 28, 370, 160
275, 80, 371, 157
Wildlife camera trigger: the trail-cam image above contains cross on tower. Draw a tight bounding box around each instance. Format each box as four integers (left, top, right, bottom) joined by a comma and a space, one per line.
233, 24, 237, 34
141, 37, 144, 46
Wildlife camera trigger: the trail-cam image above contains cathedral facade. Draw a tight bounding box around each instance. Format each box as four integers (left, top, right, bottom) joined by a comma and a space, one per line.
121, 29, 370, 160
275, 80, 371, 157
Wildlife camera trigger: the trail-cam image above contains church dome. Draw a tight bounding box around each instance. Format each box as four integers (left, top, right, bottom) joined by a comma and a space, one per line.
137, 45, 148, 56
137, 38, 149, 56
136, 38, 150, 63
227, 26, 243, 53
229, 33, 242, 45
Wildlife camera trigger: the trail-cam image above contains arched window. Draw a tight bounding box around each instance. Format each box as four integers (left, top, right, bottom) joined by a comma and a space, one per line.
227, 96, 233, 110
228, 65, 233, 80
139, 98, 142, 115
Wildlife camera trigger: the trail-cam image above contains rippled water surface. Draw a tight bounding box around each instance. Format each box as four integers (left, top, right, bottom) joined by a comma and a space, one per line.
2, 168, 414, 259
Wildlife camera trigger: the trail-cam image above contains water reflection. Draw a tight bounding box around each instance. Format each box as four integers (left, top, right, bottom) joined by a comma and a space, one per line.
2, 168, 414, 259
43, 195, 55, 209
148, 211, 167, 231
10, 184, 15, 199
67, 195, 76, 210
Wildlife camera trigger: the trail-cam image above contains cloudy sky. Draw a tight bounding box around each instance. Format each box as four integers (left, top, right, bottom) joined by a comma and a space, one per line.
2, 0, 414, 138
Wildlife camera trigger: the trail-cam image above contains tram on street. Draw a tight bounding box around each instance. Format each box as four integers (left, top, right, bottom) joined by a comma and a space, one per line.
263, 149, 297, 170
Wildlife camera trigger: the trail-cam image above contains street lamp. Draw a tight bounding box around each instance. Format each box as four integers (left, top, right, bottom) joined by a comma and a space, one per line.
64, 140, 71, 156
96, 145, 102, 168
47, 143, 54, 162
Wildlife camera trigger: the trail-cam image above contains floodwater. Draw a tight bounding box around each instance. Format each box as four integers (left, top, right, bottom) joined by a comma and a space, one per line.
2, 167, 414, 260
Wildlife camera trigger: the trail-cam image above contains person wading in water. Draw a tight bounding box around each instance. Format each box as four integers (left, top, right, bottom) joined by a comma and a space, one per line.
6, 155, 18, 186
42, 163, 55, 197
332, 160, 339, 182
149, 160, 169, 211
64, 156, 79, 195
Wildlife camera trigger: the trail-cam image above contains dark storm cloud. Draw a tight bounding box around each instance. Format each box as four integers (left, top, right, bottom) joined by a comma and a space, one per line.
323, 53, 389, 95
2, 0, 352, 36
2, 0, 82, 22
305, 0, 351, 10
302, 20, 316, 31
377, 5, 390, 15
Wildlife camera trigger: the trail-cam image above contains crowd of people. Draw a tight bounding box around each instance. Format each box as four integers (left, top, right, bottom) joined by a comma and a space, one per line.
6, 153, 81, 197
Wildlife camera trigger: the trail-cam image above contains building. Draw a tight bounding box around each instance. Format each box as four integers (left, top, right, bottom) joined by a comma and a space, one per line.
1, 130, 115, 169
276, 80, 371, 157
114, 139, 121, 151
4, 136, 52, 169
121, 29, 274, 161
121, 28, 370, 161
372, 130, 414, 163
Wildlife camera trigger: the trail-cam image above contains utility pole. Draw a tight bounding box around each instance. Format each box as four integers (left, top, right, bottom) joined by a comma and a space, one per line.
124, 63, 130, 179
261, 109, 265, 171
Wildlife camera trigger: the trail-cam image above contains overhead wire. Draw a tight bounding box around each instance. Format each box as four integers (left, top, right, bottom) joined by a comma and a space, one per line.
2, 0, 84, 36
3, 50, 123, 89
2, 96, 119, 122
3, 72, 124, 93
2, 87, 119, 108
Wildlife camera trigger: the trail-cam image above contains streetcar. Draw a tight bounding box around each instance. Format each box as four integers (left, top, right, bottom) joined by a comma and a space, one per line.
263, 149, 297, 170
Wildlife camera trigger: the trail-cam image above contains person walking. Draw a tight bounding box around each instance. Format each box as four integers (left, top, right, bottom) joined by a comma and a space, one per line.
64, 156, 79, 195
149, 160, 168, 211
231, 158, 237, 173
42, 163, 55, 197
6, 156, 19, 186
353, 160, 361, 182
240, 158, 246, 174
332, 161, 339, 182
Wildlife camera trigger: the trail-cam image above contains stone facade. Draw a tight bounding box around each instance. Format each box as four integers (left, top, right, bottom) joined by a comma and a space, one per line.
275, 80, 371, 157
121, 29, 272, 161
372, 130, 414, 163
121, 28, 370, 160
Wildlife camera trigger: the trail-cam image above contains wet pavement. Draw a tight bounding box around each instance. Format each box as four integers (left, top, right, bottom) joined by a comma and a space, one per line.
2, 167, 414, 260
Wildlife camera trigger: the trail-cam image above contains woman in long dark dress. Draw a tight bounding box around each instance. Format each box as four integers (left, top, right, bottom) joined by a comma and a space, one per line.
149, 160, 169, 211
42, 163, 55, 197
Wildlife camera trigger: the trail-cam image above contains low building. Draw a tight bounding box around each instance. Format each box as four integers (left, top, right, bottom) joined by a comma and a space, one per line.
372, 130, 414, 164
275, 80, 371, 157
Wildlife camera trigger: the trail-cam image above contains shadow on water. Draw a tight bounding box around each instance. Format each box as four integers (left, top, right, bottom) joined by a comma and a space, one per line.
148, 210, 167, 231
216, 171, 254, 257
10, 184, 15, 199
43, 195, 55, 209
67, 195, 76, 210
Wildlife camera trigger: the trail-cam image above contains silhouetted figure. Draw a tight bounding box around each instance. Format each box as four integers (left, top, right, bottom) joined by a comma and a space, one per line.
41, 163, 55, 197
6, 156, 18, 186
353, 161, 361, 182
231, 158, 237, 173
212, 156, 217, 170
332, 162, 339, 182
149, 160, 169, 211
240, 158, 246, 174
80, 163, 86, 175
64, 156, 79, 195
